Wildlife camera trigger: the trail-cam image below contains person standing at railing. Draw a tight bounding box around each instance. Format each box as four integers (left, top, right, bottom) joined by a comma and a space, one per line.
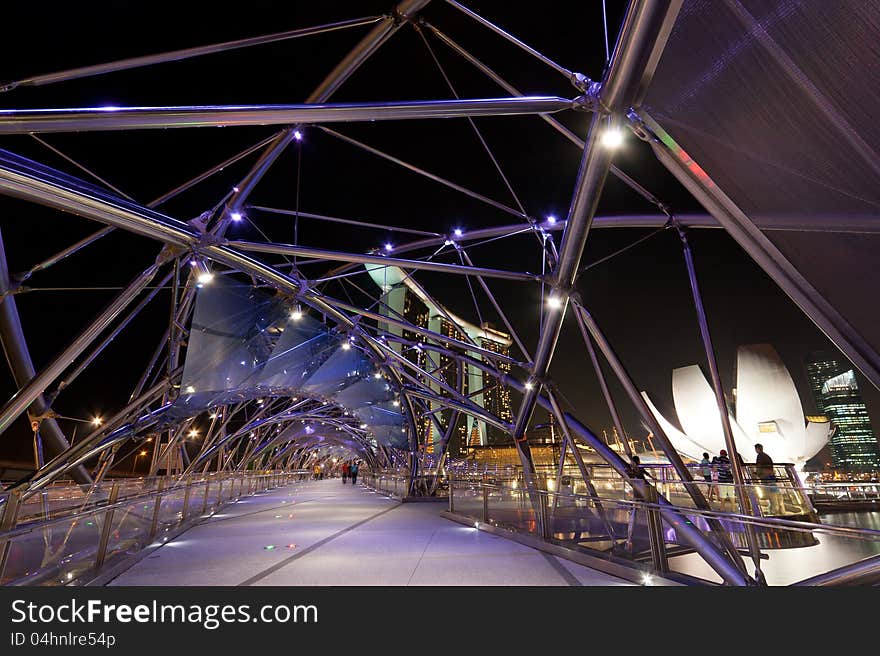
716, 450, 736, 510
755, 444, 781, 514
700, 452, 718, 501
626, 456, 655, 502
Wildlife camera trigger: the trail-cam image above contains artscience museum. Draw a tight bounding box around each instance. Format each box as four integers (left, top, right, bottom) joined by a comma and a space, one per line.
643, 344, 831, 471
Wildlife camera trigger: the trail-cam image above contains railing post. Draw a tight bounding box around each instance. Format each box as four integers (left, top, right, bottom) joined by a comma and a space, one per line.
216, 480, 224, 506
540, 491, 551, 540
94, 482, 120, 570
449, 472, 455, 513
482, 478, 489, 523
202, 481, 211, 515
148, 479, 165, 542
182, 481, 193, 522
645, 485, 668, 574
0, 489, 23, 582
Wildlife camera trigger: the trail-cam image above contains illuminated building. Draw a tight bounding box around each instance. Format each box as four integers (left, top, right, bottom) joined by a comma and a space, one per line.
365, 264, 513, 456
643, 344, 831, 470
806, 352, 880, 471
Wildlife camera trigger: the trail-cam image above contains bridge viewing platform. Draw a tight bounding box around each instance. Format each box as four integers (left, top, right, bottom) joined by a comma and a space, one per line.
105, 479, 630, 587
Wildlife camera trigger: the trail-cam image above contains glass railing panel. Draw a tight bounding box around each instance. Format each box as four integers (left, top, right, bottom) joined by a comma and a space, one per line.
103, 499, 156, 568
449, 484, 483, 521
547, 491, 622, 555
156, 488, 188, 533
1, 515, 101, 585
184, 484, 205, 518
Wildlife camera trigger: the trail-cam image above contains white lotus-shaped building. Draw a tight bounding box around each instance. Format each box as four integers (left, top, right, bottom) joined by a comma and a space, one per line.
642, 344, 830, 471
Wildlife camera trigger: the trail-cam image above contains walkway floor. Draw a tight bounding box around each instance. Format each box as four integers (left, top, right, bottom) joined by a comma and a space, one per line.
109, 479, 630, 586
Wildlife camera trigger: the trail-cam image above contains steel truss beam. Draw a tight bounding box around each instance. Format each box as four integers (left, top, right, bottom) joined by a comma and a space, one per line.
0, 16, 386, 92
0, 229, 91, 484
509, 0, 684, 509
0, 97, 579, 134
640, 111, 880, 390
228, 240, 543, 282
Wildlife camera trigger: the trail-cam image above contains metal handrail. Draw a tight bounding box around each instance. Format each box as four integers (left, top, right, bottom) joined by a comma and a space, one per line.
0, 469, 310, 585
448, 480, 880, 542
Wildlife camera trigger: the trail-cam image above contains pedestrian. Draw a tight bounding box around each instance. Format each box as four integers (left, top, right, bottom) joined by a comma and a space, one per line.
342, 461, 350, 484
754, 443, 781, 514
699, 452, 715, 501
626, 455, 652, 502
350, 461, 359, 485
626, 455, 648, 481
716, 449, 735, 509
709, 455, 720, 502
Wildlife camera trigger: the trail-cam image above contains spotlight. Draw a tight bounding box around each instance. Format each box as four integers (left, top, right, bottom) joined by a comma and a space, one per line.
230, 211, 243, 222
290, 305, 303, 321
384, 243, 393, 252
194, 260, 213, 287
92, 417, 103, 427
546, 215, 557, 225
601, 127, 624, 149
546, 294, 563, 310
341, 342, 351, 351
293, 129, 303, 141
524, 381, 534, 391
453, 227, 463, 237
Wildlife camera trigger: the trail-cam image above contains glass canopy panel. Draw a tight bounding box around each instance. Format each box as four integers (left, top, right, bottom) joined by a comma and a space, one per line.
643, 0, 880, 361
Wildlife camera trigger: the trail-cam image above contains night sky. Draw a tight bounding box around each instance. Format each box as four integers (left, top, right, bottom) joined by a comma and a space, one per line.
0, 1, 874, 467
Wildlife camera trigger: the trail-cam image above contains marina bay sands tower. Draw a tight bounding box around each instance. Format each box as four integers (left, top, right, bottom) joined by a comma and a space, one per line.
366, 265, 513, 455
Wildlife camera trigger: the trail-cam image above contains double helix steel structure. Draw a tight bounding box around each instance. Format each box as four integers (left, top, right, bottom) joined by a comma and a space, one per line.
2, 0, 880, 585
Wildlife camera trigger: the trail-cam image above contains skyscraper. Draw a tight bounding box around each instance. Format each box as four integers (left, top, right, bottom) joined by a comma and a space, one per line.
805, 352, 880, 471
480, 330, 513, 445
366, 265, 513, 456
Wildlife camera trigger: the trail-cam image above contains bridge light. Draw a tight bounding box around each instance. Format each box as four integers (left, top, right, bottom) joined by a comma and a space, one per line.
602, 127, 624, 149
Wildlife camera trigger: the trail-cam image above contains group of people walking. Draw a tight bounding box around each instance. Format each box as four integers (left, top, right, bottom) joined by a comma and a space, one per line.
341, 461, 359, 484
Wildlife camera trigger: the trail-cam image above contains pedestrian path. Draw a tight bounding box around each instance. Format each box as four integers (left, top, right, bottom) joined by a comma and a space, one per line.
108, 479, 630, 586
